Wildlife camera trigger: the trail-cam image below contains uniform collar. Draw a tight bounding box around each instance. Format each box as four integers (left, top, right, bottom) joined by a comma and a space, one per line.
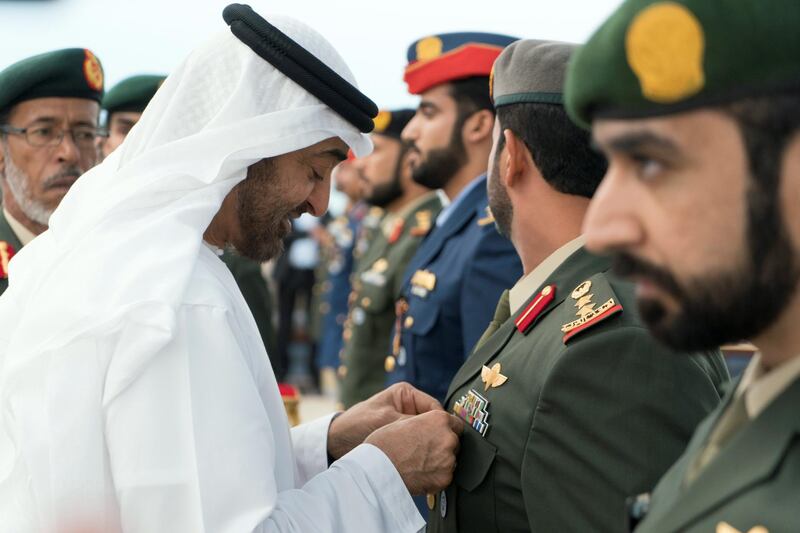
435, 174, 484, 228
735, 352, 800, 418
509, 235, 586, 314
3, 208, 37, 247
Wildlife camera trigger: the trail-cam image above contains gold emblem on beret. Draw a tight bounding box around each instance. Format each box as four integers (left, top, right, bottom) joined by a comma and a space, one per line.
625, 1, 705, 103
373, 110, 392, 133
489, 63, 496, 101
83, 49, 103, 91
416, 36, 444, 61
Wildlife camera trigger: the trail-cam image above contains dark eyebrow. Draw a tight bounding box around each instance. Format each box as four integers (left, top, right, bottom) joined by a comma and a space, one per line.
418, 101, 437, 113
596, 130, 681, 158
24, 117, 97, 129
113, 118, 137, 128
317, 148, 348, 163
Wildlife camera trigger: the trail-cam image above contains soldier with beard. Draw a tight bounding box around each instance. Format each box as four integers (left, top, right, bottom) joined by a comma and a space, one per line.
427, 39, 728, 533
388, 33, 523, 403
567, 0, 800, 530
0, 48, 104, 295
338, 108, 442, 407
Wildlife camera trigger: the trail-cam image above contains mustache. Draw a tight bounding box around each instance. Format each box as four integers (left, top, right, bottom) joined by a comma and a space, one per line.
611, 252, 684, 298
42, 166, 82, 190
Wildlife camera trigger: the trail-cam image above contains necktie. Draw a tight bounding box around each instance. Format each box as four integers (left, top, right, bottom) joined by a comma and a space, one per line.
685, 390, 750, 485
473, 290, 511, 351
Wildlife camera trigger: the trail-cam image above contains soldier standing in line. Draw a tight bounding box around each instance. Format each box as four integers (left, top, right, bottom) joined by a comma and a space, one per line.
338, 109, 442, 408
388, 33, 524, 403
0, 48, 105, 295
313, 156, 367, 397
567, 1, 800, 530
427, 39, 728, 533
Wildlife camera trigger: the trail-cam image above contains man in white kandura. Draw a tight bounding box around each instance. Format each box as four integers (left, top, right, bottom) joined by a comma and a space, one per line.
0, 5, 462, 532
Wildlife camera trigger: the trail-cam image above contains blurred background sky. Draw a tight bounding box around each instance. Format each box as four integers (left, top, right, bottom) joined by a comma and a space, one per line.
0, 0, 621, 109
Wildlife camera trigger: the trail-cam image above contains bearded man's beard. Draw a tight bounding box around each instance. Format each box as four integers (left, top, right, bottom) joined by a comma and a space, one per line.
234, 160, 299, 262
409, 120, 467, 190
2, 145, 81, 226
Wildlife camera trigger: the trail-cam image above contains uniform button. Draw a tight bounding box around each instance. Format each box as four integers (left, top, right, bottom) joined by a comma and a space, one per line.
361, 297, 371, 307
384, 355, 396, 372
338, 365, 348, 378
404, 316, 414, 328
426, 493, 436, 510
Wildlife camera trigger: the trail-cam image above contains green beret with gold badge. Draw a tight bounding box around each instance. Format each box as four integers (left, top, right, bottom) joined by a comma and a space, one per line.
565, 0, 800, 128
491, 39, 576, 108
0, 48, 104, 113
371, 108, 415, 140
102, 74, 166, 115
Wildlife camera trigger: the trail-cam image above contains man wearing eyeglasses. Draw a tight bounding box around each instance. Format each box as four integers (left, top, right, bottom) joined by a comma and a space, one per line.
0, 48, 104, 295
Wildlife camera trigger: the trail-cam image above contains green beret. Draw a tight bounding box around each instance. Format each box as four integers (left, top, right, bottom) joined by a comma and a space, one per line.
565, 0, 800, 128
102, 75, 166, 115
491, 40, 576, 108
0, 48, 104, 113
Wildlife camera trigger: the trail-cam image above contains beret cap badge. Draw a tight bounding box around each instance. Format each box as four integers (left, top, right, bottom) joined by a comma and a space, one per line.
416, 36, 444, 61
83, 49, 104, 92
625, 1, 705, 103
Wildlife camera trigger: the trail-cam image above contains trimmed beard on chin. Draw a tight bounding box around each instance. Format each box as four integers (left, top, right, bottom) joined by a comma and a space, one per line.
2, 146, 55, 226
410, 125, 467, 190
612, 226, 799, 352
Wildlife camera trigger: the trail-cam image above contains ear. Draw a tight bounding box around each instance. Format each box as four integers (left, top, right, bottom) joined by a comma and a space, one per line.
502, 129, 527, 189
0, 140, 5, 178
463, 109, 495, 145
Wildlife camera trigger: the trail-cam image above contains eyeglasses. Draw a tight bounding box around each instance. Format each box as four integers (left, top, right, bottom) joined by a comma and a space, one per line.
0, 124, 104, 149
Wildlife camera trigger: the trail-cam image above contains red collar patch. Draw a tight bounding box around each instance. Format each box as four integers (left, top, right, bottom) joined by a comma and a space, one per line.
0, 241, 16, 279
515, 284, 556, 334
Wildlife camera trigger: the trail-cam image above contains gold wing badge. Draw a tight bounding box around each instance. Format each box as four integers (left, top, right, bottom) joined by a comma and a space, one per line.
481, 363, 508, 391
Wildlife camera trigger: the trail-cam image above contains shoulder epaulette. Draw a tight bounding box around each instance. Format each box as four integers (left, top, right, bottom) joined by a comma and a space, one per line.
560, 275, 623, 343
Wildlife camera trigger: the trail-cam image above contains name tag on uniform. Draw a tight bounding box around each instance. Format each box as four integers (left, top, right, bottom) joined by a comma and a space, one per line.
411, 269, 436, 298
453, 389, 490, 437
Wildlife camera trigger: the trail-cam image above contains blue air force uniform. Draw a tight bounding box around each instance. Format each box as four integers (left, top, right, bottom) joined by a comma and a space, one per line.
387, 176, 522, 402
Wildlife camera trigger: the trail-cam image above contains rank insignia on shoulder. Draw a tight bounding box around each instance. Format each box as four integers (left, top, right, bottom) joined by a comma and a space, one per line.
388, 218, 405, 244
515, 285, 556, 334
716, 522, 768, 533
0, 241, 16, 279
561, 278, 623, 343
477, 206, 495, 226
410, 210, 433, 236
453, 389, 490, 437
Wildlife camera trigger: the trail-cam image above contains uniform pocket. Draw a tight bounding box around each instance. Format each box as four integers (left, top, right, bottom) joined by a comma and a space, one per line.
455, 427, 497, 491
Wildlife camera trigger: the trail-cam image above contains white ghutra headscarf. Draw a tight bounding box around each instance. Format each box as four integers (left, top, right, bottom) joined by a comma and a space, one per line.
0, 15, 371, 529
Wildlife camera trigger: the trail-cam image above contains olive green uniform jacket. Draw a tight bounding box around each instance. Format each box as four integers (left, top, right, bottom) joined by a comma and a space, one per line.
0, 210, 23, 297
339, 193, 442, 408
635, 376, 800, 533
427, 247, 730, 533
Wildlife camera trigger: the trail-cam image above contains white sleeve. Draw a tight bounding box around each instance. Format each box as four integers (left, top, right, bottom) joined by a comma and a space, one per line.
290, 414, 336, 486
104, 304, 423, 533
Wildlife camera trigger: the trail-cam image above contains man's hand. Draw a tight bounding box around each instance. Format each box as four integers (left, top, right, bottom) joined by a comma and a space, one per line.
365, 411, 464, 495
327, 382, 441, 460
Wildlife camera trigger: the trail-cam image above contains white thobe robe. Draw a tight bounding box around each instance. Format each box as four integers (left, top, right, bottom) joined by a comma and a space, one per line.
0, 246, 423, 533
